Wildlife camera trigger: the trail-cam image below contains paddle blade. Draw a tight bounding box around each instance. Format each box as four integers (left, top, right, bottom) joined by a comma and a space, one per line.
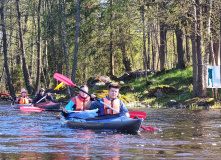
129, 111, 146, 119
20, 106, 45, 112
53, 73, 76, 87
54, 82, 64, 90
141, 125, 159, 131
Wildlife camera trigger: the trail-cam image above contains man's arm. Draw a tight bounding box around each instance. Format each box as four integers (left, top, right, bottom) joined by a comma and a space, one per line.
32, 96, 38, 104
120, 100, 130, 117
46, 94, 53, 101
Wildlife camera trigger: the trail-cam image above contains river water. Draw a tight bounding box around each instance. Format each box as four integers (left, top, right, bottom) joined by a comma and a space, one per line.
0, 101, 221, 159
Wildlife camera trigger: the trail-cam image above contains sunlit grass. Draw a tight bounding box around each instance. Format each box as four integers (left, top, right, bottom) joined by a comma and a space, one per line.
120, 67, 194, 107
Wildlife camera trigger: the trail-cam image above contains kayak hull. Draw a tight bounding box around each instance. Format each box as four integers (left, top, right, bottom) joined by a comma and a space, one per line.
12, 101, 61, 110
61, 114, 143, 133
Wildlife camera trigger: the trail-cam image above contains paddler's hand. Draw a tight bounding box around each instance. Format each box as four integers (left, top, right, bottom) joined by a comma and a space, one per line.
62, 108, 67, 113
90, 94, 96, 101
125, 112, 130, 118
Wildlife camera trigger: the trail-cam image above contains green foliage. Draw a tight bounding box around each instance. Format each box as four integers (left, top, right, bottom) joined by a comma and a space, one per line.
11, 67, 25, 93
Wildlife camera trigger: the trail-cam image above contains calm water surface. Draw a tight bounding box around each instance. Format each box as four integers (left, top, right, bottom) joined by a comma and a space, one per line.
0, 101, 221, 159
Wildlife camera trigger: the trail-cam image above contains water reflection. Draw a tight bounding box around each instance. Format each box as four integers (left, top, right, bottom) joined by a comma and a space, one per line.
0, 103, 221, 159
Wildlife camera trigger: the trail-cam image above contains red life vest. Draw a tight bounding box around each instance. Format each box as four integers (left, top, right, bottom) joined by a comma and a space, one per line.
103, 97, 120, 115
19, 97, 29, 104
72, 94, 90, 111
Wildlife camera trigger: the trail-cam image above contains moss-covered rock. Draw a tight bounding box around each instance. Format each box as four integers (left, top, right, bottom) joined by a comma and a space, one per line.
183, 97, 215, 107
148, 85, 177, 97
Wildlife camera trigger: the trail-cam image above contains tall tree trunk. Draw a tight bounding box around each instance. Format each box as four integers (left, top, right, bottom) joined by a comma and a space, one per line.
109, 0, 114, 76
46, 0, 57, 87
159, 22, 167, 71
35, 0, 42, 93
0, 2, 15, 96
121, 42, 132, 72
175, 23, 185, 69
141, 3, 148, 84
147, 31, 150, 69
185, 29, 191, 63
191, 0, 198, 97
45, 41, 50, 88
204, 0, 215, 98
62, 0, 71, 97
71, 0, 80, 95
196, 0, 206, 97
151, 29, 156, 70
58, 0, 64, 76
16, 0, 33, 94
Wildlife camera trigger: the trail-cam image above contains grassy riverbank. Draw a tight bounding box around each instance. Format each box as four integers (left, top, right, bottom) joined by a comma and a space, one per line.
118, 67, 194, 107
55, 66, 215, 108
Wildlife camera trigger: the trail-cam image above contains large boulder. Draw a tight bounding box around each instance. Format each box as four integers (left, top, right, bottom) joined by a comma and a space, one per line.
87, 76, 112, 88
148, 85, 177, 97
118, 69, 156, 82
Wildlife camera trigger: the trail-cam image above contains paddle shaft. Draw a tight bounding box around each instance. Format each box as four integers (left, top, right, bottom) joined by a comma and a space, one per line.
43, 109, 81, 112
75, 86, 119, 114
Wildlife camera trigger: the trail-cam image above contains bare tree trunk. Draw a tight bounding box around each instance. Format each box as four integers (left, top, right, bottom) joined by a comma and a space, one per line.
173, 31, 176, 68
204, 0, 215, 98
191, 0, 198, 97
141, 3, 148, 84
45, 41, 50, 88
46, 0, 57, 87
62, 0, 71, 97
0, 2, 15, 96
147, 31, 150, 69
196, 0, 206, 97
35, 0, 42, 93
71, 0, 80, 95
185, 30, 191, 63
57, 0, 64, 76
109, 0, 114, 76
16, 0, 33, 94
151, 29, 156, 70
159, 21, 167, 70
175, 23, 185, 69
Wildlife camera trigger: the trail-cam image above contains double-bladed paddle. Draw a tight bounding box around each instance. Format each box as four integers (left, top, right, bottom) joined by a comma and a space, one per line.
53, 73, 119, 114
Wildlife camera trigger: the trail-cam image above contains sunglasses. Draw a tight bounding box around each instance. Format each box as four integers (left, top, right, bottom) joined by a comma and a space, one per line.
40, 90, 44, 92
22, 92, 26, 93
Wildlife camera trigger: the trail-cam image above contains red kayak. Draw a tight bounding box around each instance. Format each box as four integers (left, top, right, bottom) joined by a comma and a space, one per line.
0, 93, 10, 96
12, 101, 61, 110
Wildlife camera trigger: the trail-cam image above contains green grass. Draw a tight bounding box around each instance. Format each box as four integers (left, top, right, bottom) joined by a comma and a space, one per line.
120, 67, 194, 106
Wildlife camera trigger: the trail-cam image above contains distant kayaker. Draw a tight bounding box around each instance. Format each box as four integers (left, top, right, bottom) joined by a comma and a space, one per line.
32, 88, 54, 105
62, 85, 96, 116
89, 83, 130, 117
15, 88, 32, 104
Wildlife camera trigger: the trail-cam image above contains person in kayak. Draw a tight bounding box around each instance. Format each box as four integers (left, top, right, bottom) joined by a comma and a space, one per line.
62, 85, 96, 117
15, 88, 32, 104
89, 83, 130, 117
32, 88, 54, 105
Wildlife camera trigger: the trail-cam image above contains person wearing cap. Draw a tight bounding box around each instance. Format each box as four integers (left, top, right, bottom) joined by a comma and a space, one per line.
32, 88, 54, 105
62, 85, 96, 117
15, 88, 32, 104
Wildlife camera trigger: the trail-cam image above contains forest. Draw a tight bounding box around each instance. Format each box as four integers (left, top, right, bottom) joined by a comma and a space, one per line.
0, 0, 220, 98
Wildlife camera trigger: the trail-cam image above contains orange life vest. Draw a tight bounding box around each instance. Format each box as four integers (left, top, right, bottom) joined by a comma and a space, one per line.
19, 97, 29, 104
103, 97, 120, 115
75, 96, 90, 111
